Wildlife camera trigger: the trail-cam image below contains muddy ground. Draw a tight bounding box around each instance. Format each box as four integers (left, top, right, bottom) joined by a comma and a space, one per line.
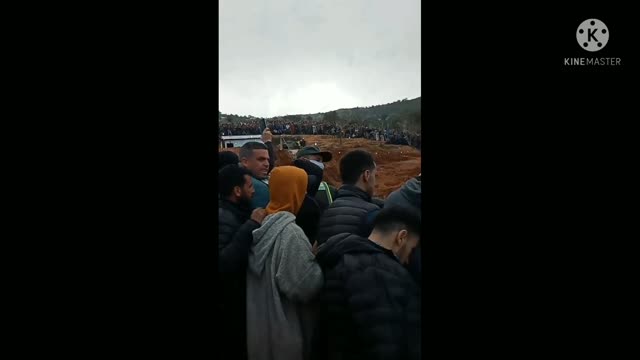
276, 135, 421, 198
221, 135, 421, 198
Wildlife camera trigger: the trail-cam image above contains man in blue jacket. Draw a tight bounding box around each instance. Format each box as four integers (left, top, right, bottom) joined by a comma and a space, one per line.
239, 141, 271, 209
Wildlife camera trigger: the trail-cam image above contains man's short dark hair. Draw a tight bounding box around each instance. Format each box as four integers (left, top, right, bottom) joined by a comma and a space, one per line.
219, 151, 239, 170
239, 142, 268, 160
219, 164, 253, 197
373, 206, 421, 237
339, 149, 376, 184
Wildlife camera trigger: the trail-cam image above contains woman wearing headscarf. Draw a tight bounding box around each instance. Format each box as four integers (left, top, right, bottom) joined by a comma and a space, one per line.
246, 166, 324, 360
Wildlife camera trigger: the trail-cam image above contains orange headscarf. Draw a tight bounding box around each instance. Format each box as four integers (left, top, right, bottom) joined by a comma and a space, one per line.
266, 166, 308, 216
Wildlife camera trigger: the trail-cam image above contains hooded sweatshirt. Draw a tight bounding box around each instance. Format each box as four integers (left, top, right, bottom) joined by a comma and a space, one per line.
265, 166, 307, 215
384, 176, 421, 214
384, 176, 422, 283
247, 166, 324, 360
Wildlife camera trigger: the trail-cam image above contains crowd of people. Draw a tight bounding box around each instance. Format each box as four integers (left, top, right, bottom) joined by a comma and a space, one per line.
218, 129, 422, 360
219, 118, 422, 149
220, 121, 263, 136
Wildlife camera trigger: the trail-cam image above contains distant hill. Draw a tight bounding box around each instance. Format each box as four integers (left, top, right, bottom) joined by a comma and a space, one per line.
220, 97, 421, 132
308, 97, 420, 121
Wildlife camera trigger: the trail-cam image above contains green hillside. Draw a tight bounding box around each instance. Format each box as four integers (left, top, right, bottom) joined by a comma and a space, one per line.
220, 97, 421, 132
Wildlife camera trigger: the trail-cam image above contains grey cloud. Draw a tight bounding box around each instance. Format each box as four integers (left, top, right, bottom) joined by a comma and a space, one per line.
220, 0, 420, 117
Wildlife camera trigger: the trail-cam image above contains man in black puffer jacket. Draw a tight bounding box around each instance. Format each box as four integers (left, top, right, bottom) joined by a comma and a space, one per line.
218, 164, 267, 360
313, 206, 421, 360
316, 149, 381, 245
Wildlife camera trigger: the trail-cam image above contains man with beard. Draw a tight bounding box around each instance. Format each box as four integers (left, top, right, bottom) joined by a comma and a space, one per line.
218, 164, 267, 360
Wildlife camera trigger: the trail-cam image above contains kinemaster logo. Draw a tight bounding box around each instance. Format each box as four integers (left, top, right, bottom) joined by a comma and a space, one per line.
564, 18, 621, 66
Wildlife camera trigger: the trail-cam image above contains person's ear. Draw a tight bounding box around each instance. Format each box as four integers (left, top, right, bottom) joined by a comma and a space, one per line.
363, 169, 371, 183
233, 185, 242, 197
395, 229, 408, 247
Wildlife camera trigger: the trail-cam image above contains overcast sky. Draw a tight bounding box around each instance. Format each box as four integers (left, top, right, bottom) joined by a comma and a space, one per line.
219, 0, 420, 117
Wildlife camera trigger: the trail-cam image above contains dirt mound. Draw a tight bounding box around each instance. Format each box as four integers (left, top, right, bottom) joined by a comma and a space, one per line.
220, 136, 421, 198
277, 136, 421, 198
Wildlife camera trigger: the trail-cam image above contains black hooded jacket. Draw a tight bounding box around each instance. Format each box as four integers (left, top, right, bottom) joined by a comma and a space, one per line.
293, 159, 323, 243
292, 158, 337, 214
312, 233, 420, 360
218, 198, 261, 360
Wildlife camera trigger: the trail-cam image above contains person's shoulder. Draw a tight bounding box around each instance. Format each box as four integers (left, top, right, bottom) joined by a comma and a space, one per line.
276, 212, 304, 233
375, 255, 414, 285
341, 253, 402, 291
348, 249, 406, 274
218, 201, 232, 215
371, 198, 384, 208
383, 190, 404, 207
218, 205, 240, 225
251, 176, 268, 188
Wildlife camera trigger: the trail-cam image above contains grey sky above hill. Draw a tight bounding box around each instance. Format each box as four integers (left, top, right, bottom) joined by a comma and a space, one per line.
219, 0, 420, 117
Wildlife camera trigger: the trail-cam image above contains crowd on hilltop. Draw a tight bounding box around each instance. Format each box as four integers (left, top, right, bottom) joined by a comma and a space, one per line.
219, 121, 262, 136
219, 118, 421, 149
219, 131, 421, 360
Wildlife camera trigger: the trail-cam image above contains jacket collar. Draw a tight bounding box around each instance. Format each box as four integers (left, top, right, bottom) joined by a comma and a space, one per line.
336, 184, 372, 202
